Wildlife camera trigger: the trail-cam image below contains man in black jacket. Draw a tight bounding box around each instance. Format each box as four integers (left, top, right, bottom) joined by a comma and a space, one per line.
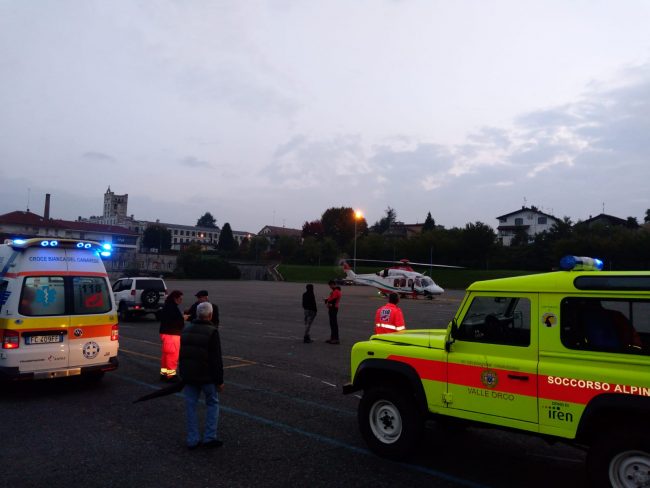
178, 302, 224, 449
185, 290, 220, 327
302, 284, 317, 343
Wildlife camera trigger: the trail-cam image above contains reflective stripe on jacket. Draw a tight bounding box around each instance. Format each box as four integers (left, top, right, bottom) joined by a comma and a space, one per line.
374, 303, 405, 334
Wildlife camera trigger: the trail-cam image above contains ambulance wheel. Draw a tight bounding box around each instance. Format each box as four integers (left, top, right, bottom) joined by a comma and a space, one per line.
118, 303, 131, 322
358, 385, 423, 460
587, 430, 650, 488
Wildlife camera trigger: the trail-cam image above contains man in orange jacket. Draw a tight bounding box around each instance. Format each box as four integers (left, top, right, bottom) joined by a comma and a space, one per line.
374, 293, 406, 335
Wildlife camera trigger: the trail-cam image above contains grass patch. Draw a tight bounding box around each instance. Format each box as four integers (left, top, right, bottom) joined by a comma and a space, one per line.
277, 264, 537, 289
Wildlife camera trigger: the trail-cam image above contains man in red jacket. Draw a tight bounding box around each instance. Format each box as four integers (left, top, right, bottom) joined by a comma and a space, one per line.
374, 293, 406, 335
325, 280, 342, 344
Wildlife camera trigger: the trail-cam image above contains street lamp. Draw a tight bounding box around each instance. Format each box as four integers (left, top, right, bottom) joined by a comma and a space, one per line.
353, 210, 363, 272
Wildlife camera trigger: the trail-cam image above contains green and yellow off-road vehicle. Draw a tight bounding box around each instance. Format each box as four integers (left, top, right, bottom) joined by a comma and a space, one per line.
344, 257, 650, 487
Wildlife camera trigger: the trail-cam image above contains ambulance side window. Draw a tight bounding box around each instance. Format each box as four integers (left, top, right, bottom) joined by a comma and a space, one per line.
73, 277, 111, 315
0, 280, 8, 313
561, 298, 650, 356
19, 277, 66, 316
458, 296, 531, 346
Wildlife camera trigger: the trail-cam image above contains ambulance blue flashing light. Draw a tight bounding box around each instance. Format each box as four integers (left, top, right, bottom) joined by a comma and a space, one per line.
560, 255, 604, 271
12, 239, 27, 245
102, 243, 112, 251
100, 251, 111, 258
40, 240, 59, 247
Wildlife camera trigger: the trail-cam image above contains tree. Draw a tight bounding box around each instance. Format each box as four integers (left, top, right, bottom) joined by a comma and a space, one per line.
276, 235, 299, 260
511, 228, 530, 247
247, 236, 269, 262
645, 209, 650, 224
302, 220, 324, 240
142, 225, 172, 251
626, 217, 640, 229
548, 216, 573, 240
321, 207, 368, 247
197, 212, 217, 228
218, 222, 237, 252
176, 243, 240, 279
461, 222, 496, 268
372, 207, 397, 234
422, 212, 436, 232
176, 243, 202, 275
320, 237, 340, 265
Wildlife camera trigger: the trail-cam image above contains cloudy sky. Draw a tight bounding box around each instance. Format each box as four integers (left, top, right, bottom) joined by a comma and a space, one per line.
1, 1, 650, 233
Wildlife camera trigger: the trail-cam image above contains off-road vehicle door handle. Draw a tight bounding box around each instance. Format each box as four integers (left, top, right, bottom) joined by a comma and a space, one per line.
507, 374, 529, 381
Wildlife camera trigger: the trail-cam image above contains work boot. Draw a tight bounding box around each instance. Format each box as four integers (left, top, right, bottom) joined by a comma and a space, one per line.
303, 336, 313, 343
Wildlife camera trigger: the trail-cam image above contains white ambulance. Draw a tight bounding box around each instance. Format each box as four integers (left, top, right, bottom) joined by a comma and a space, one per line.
0, 238, 119, 381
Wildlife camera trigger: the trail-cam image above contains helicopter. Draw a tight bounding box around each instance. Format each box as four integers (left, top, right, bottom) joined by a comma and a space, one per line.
341, 258, 460, 298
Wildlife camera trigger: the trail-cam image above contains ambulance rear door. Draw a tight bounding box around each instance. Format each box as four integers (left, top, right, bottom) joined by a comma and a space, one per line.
16, 248, 70, 373
65, 249, 116, 368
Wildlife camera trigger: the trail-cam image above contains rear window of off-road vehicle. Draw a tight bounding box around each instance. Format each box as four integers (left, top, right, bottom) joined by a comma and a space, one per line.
135, 279, 165, 291
561, 297, 650, 356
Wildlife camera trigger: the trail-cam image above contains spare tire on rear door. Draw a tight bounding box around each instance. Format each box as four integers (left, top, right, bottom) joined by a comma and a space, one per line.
141, 289, 161, 307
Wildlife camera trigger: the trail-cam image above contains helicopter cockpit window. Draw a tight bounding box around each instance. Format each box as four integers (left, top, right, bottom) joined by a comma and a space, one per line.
422, 277, 434, 287
457, 296, 531, 347
415, 278, 422, 287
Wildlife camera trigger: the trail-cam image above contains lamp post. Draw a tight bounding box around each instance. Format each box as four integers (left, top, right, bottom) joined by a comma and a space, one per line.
353, 210, 363, 272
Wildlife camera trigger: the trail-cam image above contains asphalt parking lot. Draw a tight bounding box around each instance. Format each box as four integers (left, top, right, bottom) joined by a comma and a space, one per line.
2, 281, 587, 488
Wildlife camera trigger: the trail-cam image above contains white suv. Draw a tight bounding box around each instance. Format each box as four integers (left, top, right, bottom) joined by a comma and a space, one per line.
112, 277, 167, 321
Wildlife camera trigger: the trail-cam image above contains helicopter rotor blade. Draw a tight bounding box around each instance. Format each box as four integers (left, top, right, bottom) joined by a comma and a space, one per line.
350, 258, 463, 269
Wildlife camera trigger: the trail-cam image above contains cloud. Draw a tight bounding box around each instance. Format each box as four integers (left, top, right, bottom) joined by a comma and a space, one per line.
255, 62, 650, 227
263, 134, 370, 189
180, 156, 212, 168
83, 151, 115, 162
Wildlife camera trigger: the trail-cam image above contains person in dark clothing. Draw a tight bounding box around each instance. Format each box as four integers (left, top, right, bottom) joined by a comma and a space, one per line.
324, 280, 342, 344
158, 290, 189, 381
302, 284, 317, 343
178, 302, 224, 450
186, 289, 220, 327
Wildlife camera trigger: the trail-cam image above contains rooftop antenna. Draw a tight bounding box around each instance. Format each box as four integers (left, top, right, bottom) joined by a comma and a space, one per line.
523, 196, 527, 208
26, 188, 31, 212
602, 202, 605, 214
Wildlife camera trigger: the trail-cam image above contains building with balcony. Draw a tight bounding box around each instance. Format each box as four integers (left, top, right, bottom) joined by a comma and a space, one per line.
496, 206, 559, 246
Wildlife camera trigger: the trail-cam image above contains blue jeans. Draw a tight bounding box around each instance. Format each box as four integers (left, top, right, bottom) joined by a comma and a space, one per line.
184, 383, 220, 446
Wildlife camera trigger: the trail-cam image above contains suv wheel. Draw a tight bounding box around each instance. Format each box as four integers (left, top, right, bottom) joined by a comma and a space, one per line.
358, 385, 423, 459
588, 431, 650, 487
140, 288, 160, 307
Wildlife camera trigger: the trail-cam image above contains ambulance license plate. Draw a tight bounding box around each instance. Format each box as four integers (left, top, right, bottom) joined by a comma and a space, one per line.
26, 335, 63, 345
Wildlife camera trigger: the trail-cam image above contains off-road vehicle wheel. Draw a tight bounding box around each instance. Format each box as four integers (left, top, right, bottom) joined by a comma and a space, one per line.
140, 289, 160, 307
358, 385, 424, 459
588, 430, 650, 488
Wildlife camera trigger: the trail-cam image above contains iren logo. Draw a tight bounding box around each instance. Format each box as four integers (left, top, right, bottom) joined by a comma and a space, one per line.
547, 404, 574, 422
